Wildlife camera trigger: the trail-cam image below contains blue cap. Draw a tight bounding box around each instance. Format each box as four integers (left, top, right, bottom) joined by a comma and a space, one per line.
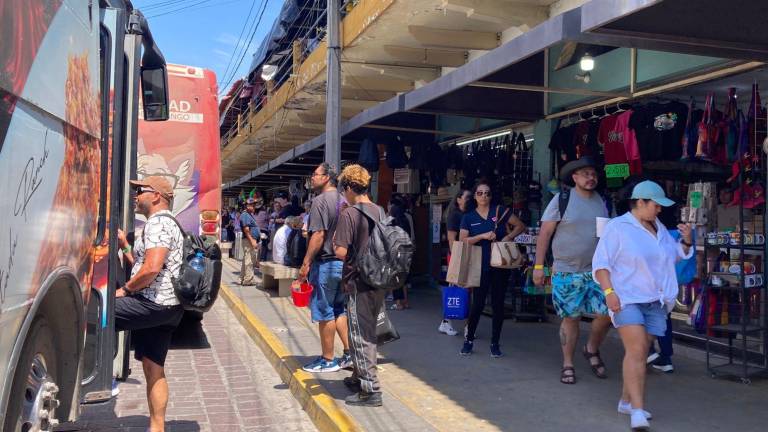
631, 180, 675, 207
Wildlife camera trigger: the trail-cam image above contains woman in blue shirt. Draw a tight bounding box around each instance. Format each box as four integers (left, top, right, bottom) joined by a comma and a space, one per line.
459, 181, 526, 357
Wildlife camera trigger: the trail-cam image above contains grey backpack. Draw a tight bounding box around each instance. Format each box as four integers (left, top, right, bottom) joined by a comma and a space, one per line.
352, 205, 413, 291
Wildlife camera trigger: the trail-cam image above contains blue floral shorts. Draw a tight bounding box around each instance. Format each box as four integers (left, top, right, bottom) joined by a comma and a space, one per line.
552, 271, 608, 318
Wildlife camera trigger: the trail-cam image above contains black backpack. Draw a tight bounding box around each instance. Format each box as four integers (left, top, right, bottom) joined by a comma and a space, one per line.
352, 204, 413, 290
283, 229, 307, 268
148, 214, 222, 313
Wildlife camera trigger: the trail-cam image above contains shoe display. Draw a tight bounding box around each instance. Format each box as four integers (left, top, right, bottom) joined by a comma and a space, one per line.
302, 356, 341, 373
338, 353, 353, 369
618, 400, 652, 419
438, 320, 458, 336
345, 391, 383, 407
490, 344, 503, 358
460, 340, 473, 356
630, 409, 651, 431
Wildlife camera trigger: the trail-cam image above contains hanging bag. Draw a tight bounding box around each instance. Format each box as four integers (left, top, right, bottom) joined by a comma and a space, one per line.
490, 207, 524, 269
375, 305, 400, 345
695, 93, 714, 160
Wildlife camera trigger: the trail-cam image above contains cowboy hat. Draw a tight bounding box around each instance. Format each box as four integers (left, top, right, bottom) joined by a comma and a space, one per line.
560, 156, 600, 186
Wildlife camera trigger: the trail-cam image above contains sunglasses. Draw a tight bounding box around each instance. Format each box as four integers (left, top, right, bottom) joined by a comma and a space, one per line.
133, 187, 156, 195
475, 191, 491, 197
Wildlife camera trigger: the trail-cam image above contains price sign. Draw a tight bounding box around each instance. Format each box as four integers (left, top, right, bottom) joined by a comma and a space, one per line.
605, 163, 630, 179
690, 191, 703, 208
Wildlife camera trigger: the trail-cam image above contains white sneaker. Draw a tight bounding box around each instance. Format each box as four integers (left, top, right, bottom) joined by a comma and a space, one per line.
630, 409, 651, 431
438, 320, 458, 336
646, 352, 660, 364
618, 400, 652, 419
111, 379, 120, 397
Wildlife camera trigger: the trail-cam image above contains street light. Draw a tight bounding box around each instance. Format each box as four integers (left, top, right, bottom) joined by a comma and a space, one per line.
580, 53, 595, 72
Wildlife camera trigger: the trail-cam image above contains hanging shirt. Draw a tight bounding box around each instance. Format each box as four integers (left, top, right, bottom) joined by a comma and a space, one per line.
592, 212, 693, 311
572, 120, 601, 159
549, 124, 577, 172
598, 111, 642, 175
629, 101, 688, 161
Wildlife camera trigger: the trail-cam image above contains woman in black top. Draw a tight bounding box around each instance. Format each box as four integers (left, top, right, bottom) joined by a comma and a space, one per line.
459, 181, 526, 357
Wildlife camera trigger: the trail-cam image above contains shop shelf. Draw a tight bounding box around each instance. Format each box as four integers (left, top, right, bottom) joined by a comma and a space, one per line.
709, 324, 764, 334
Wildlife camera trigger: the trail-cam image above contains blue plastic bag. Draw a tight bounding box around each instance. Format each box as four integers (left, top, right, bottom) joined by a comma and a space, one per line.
443, 285, 469, 320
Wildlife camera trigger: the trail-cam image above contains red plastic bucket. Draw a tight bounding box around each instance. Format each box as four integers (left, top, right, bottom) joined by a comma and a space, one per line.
291, 281, 313, 307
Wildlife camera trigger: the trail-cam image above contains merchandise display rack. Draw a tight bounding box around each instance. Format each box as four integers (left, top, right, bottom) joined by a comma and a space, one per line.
703, 100, 768, 384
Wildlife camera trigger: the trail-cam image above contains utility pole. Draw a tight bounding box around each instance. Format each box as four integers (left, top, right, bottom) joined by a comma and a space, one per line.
325, 0, 341, 169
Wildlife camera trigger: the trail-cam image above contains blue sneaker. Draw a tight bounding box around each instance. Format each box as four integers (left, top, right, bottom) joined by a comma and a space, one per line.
337, 353, 353, 369
490, 344, 503, 358
302, 357, 341, 373
460, 340, 473, 356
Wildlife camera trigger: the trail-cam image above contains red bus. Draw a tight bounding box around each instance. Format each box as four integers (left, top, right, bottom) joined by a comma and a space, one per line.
0, 1, 169, 430
137, 64, 222, 241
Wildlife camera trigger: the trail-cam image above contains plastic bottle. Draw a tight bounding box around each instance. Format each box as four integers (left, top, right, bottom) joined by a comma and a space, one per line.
189, 251, 206, 273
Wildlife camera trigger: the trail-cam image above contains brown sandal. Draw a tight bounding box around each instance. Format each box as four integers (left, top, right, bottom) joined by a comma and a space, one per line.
583, 345, 608, 379
560, 366, 576, 384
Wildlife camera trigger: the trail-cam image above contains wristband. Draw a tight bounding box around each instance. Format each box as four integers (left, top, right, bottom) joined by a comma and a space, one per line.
533, 264, 545, 270
680, 239, 692, 247
603, 287, 615, 296
122, 245, 132, 254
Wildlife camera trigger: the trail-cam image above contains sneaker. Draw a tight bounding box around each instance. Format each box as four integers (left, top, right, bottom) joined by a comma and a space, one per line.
651, 358, 675, 373
490, 344, 503, 358
343, 377, 361, 393
337, 353, 353, 369
630, 409, 650, 431
646, 352, 660, 365
302, 357, 341, 373
438, 320, 458, 336
111, 379, 120, 397
460, 340, 473, 356
345, 391, 383, 407
618, 400, 652, 419
386, 293, 394, 302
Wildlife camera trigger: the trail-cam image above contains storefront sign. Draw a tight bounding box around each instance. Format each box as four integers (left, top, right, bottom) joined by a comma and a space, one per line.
605, 163, 630, 179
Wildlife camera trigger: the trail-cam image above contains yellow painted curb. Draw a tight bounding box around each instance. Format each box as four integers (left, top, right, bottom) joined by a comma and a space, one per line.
219, 283, 363, 432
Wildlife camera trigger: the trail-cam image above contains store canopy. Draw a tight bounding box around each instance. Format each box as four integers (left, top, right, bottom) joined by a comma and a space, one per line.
224, 0, 768, 192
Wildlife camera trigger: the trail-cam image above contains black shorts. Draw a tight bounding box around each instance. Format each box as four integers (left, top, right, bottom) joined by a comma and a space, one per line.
114, 295, 184, 366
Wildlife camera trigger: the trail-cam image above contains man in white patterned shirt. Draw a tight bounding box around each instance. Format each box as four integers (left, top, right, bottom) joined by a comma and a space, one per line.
115, 175, 184, 432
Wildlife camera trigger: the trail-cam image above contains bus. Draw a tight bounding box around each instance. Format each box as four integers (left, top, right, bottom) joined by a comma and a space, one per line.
0, 1, 169, 430
137, 64, 222, 242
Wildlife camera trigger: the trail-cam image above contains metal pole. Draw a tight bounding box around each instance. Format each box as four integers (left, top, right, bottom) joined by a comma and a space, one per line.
325, 0, 341, 169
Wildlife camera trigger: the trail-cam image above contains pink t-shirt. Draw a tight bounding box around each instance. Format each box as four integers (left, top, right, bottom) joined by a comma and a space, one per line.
598, 111, 642, 175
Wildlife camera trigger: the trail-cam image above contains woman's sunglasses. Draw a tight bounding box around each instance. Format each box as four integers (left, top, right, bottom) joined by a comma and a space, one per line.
475, 191, 491, 197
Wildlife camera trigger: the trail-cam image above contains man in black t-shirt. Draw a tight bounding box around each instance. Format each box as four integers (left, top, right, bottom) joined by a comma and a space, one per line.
333, 164, 385, 408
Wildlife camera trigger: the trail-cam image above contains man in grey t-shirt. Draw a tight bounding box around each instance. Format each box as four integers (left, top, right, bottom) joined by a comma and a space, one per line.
533, 157, 612, 385
300, 163, 351, 373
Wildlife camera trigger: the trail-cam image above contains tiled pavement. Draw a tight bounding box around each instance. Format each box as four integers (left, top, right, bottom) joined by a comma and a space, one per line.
57, 300, 316, 432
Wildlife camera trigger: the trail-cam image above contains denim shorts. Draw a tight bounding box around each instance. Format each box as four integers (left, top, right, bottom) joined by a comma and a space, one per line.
309, 260, 345, 322
551, 271, 608, 318
609, 302, 668, 336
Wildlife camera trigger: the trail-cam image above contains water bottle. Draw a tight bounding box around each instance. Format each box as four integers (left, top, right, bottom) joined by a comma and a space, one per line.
189, 251, 205, 274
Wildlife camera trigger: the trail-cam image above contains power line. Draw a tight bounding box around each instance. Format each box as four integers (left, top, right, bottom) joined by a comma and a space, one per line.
146, 0, 215, 18
218, 0, 270, 92
218, 0, 259, 89
140, 0, 192, 11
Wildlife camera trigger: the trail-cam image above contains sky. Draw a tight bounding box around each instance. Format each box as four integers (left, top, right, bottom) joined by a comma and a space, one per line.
133, 0, 283, 96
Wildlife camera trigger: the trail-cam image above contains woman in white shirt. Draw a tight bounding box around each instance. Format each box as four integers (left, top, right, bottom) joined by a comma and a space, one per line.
592, 181, 692, 431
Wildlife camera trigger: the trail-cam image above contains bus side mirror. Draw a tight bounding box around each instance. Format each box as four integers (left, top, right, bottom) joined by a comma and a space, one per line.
141, 66, 169, 121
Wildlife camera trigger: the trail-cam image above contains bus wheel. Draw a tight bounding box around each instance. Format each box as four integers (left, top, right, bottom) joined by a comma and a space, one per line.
3, 318, 61, 432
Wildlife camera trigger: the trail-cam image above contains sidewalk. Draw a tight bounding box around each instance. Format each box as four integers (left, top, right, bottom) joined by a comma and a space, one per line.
222, 257, 768, 432
58, 299, 315, 432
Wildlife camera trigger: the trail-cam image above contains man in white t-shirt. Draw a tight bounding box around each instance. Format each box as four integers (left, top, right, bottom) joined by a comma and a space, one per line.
115, 176, 184, 432
272, 216, 295, 264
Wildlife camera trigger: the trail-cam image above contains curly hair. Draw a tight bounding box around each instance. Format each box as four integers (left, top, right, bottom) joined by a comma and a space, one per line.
338, 164, 371, 194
